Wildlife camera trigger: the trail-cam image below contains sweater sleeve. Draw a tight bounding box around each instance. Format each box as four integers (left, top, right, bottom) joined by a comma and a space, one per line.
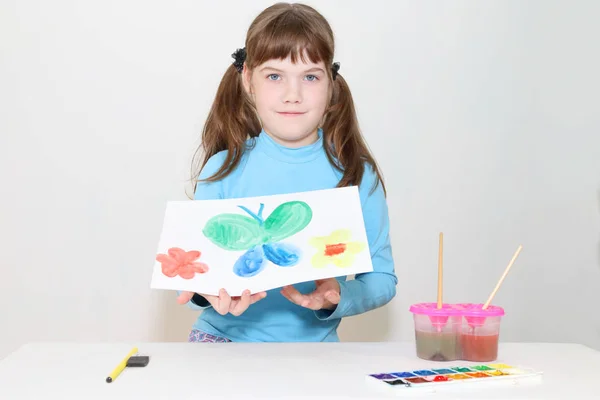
314, 165, 398, 320
178, 151, 227, 311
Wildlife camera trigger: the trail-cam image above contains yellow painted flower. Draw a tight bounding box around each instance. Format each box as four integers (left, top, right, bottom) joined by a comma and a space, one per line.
309, 229, 366, 268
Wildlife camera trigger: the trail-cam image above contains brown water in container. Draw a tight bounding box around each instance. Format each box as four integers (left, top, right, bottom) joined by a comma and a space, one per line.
414, 330, 461, 361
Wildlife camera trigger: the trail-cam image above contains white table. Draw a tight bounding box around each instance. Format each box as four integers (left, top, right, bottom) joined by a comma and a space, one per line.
0, 342, 598, 399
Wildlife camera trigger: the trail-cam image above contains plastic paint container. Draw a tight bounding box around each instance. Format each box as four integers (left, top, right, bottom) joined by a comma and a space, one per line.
409, 303, 463, 362
409, 303, 505, 362
459, 303, 505, 362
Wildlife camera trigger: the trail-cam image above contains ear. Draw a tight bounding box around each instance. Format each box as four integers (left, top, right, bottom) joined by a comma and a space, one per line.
242, 64, 252, 95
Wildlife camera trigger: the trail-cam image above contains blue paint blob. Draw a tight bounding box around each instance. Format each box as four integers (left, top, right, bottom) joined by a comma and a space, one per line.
262, 242, 301, 267
392, 372, 416, 378
233, 246, 266, 277
413, 370, 437, 376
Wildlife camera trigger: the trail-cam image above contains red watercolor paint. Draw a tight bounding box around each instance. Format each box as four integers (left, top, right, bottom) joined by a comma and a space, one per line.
324, 243, 346, 256
156, 247, 209, 279
432, 375, 450, 382
460, 333, 499, 362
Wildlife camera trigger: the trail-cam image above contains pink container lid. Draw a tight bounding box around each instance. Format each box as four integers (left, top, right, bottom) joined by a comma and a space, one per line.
409, 302, 505, 317
458, 303, 505, 317
408, 303, 465, 316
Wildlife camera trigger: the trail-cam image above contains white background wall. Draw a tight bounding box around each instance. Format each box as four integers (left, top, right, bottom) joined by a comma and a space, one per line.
1, 0, 599, 359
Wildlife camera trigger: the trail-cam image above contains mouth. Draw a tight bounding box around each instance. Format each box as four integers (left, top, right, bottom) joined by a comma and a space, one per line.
277, 111, 306, 116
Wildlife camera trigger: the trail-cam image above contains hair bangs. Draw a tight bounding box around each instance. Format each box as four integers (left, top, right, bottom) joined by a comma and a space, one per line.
247, 11, 331, 68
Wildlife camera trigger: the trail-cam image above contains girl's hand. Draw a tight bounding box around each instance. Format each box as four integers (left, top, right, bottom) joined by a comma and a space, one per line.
280, 278, 341, 310
177, 289, 267, 316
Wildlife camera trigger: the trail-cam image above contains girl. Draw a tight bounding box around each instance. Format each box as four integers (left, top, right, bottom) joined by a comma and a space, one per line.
177, 2, 397, 343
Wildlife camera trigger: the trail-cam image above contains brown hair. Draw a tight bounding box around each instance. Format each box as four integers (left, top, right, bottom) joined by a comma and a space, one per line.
190, 2, 386, 195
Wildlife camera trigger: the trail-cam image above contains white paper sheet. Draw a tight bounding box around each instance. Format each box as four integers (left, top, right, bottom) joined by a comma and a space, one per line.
150, 186, 373, 296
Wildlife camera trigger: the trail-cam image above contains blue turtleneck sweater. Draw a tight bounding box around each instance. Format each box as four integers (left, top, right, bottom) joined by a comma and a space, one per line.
185, 129, 397, 342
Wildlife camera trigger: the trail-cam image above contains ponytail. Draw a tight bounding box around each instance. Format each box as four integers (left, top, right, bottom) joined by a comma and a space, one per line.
322, 73, 387, 196
190, 64, 261, 193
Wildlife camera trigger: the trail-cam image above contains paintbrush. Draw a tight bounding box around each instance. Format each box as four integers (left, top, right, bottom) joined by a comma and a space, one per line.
482, 245, 523, 309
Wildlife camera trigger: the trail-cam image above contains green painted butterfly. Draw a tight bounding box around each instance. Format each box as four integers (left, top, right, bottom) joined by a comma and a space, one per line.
202, 201, 313, 277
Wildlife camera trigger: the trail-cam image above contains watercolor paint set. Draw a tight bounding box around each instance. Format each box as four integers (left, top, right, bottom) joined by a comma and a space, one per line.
366, 363, 542, 394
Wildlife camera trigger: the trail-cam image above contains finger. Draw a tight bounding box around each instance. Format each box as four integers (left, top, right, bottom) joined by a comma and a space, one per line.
281, 285, 303, 304
313, 281, 334, 294
282, 286, 322, 310
230, 290, 251, 316
282, 285, 312, 307
215, 288, 231, 315
324, 290, 340, 305
249, 291, 267, 304
176, 291, 194, 304
280, 288, 293, 303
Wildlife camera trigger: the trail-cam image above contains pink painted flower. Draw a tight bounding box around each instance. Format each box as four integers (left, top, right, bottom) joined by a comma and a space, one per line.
156, 247, 209, 279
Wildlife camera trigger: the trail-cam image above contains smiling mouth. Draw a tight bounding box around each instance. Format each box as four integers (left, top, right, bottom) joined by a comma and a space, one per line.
277, 111, 306, 116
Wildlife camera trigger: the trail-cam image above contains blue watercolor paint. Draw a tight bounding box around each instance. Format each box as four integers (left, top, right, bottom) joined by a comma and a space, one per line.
413, 370, 438, 376
391, 372, 417, 378
370, 373, 396, 380
238, 204, 265, 225
432, 368, 456, 374
262, 242, 301, 266
233, 246, 267, 277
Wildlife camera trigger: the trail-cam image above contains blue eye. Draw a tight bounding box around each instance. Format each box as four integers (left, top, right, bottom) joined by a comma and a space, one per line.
305, 75, 318, 81
267, 74, 280, 81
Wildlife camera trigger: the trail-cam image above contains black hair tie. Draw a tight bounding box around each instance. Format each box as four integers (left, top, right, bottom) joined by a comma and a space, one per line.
332, 62, 340, 80
232, 47, 246, 73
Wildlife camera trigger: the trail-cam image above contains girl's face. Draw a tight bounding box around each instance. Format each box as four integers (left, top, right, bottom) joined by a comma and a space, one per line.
243, 53, 330, 148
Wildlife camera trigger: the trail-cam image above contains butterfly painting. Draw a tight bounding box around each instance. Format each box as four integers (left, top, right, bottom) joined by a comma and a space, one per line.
151, 186, 373, 296
202, 201, 313, 277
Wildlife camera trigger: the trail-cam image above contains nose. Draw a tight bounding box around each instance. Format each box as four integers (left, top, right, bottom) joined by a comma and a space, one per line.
282, 80, 302, 104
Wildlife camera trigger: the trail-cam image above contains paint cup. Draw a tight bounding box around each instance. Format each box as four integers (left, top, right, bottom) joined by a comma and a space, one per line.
458, 303, 505, 362
409, 303, 463, 362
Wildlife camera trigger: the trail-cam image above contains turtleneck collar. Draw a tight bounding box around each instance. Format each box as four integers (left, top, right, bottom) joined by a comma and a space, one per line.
253, 128, 324, 164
